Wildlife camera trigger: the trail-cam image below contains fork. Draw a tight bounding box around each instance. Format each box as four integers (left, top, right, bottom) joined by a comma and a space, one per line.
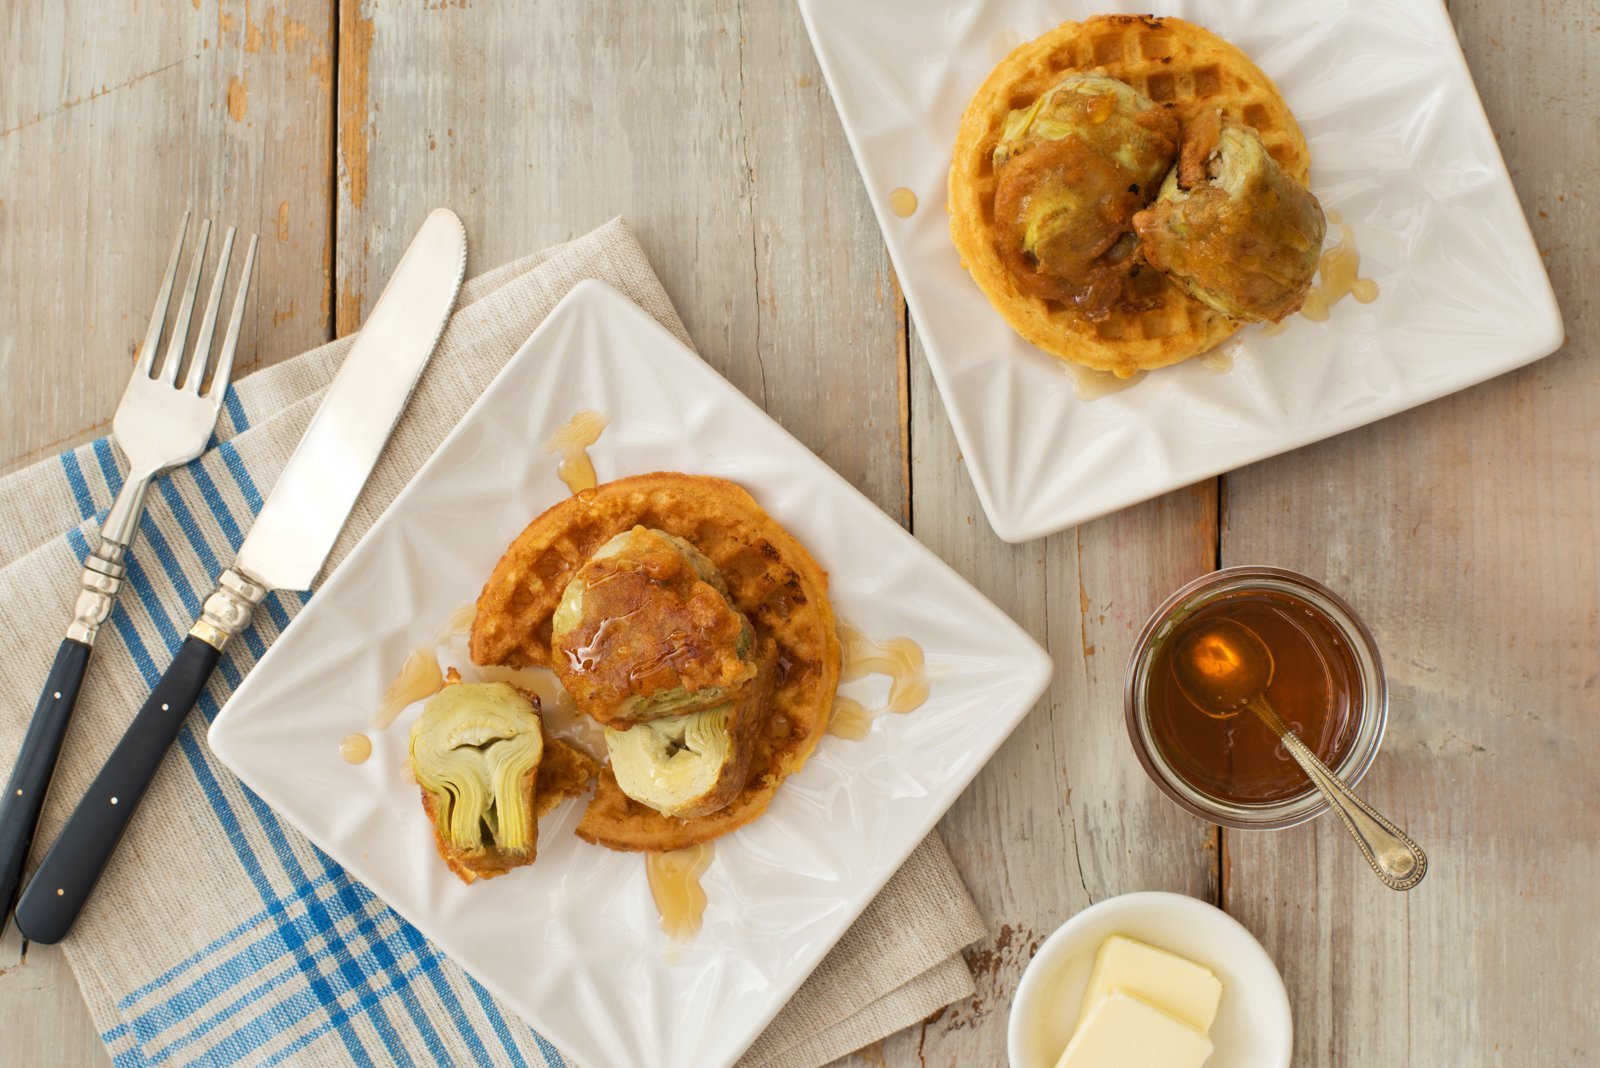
0, 213, 258, 932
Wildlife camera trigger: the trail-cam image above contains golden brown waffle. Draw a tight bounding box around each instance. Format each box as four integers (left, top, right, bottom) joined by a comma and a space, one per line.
470, 473, 841, 852
949, 15, 1311, 375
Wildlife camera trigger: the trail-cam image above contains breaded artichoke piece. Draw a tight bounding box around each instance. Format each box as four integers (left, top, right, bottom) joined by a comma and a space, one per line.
410, 681, 544, 882
605, 637, 776, 819
1133, 116, 1326, 322
552, 526, 759, 728
991, 73, 1180, 319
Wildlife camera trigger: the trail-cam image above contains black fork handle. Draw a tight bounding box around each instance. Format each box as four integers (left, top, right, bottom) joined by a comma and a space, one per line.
13, 636, 221, 944
0, 639, 93, 933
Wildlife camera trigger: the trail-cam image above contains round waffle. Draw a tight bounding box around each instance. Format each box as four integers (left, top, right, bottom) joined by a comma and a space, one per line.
949, 15, 1311, 375
470, 473, 841, 852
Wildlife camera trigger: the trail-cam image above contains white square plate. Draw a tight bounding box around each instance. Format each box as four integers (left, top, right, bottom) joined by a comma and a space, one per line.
209, 281, 1053, 1068
797, 0, 1562, 542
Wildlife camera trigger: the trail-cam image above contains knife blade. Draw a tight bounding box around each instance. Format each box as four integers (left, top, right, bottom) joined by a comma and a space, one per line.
14, 208, 467, 944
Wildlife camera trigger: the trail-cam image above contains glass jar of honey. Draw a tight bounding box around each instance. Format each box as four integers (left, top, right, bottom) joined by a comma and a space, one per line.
1124, 567, 1387, 830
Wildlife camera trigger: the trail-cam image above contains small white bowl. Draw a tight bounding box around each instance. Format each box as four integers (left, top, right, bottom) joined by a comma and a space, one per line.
1007, 891, 1292, 1068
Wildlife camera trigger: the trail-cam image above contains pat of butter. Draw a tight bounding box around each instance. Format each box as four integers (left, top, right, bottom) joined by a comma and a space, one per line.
1077, 935, 1222, 1033
1053, 990, 1214, 1068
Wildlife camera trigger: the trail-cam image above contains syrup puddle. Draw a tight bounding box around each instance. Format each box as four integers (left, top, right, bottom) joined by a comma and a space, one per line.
838, 623, 929, 714
646, 843, 714, 941
339, 733, 372, 764
1064, 363, 1145, 402
889, 187, 918, 218
827, 696, 873, 740
373, 647, 444, 729
544, 409, 607, 494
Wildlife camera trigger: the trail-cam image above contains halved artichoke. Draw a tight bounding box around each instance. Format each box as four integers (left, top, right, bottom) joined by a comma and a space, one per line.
552, 526, 759, 727
1132, 118, 1326, 322
604, 637, 776, 819
991, 73, 1180, 318
409, 681, 544, 880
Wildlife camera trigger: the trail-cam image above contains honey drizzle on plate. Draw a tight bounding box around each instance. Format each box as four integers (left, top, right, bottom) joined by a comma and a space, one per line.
889, 187, 919, 218
646, 843, 714, 941
1260, 214, 1378, 337
373, 647, 444, 729
544, 409, 607, 494
1064, 364, 1145, 402
827, 696, 873, 740
339, 733, 372, 764
436, 602, 477, 643
838, 623, 929, 714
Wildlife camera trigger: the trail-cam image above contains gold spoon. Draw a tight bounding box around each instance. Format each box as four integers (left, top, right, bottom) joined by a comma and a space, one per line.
1175, 618, 1428, 891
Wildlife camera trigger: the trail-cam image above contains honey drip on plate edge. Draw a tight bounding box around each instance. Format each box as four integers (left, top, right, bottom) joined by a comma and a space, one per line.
340, 733, 372, 764
544, 409, 607, 494
646, 843, 714, 941
838, 623, 930, 714
373, 648, 444, 729
889, 187, 919, 218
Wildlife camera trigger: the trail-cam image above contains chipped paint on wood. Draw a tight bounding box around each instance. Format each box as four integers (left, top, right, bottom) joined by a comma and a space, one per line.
226, 74, 248, 120
337, 0, 374, 209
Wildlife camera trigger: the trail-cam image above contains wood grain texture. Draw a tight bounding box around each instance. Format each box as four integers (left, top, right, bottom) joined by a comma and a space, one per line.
333, 0, 904, 514
0, 0, 334, 478
0, 0, 334, 1061
860, 326, 1219, 1067
3, 0, 1596, 1065
1218, 0, 1600, 1064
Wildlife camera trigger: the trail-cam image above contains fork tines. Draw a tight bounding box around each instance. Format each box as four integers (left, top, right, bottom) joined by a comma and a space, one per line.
135, 211, 259, 396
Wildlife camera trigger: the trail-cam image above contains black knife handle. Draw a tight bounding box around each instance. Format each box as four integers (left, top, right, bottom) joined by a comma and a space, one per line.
13, 635, 221, 944
0, 639, 93, 930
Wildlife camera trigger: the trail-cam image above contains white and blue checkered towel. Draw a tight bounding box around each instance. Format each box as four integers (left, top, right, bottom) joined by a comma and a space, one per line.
0, 219, 986, 1068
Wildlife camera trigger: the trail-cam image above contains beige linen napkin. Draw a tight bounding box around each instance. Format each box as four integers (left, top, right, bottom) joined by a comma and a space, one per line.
0, 218, 985, 1067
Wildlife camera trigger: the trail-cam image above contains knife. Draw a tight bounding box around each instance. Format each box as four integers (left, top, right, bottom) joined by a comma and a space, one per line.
13, 208, 467, 944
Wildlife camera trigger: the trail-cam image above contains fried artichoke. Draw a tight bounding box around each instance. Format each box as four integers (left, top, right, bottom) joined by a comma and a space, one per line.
409, 681, 543, 881
604, 638, 776, 819
1133, 115, 1326, 322
552, 526, 759, 728
991, 73, 1180, 319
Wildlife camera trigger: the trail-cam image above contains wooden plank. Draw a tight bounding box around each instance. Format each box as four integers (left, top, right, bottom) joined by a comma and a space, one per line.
334, 0, 905, 512
857, 322, 1219, 1066
0, 0, 334, 1060
0, 0, 334, 477
1219, 0, 1599, 1062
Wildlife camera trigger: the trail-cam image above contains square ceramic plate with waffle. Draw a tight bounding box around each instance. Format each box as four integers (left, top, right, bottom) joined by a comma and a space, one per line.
797, 0, 1561, 542
209, 281, 1054, 1068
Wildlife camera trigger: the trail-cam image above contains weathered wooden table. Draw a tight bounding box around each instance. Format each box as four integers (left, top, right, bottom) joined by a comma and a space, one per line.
3, 2, 1595, 1064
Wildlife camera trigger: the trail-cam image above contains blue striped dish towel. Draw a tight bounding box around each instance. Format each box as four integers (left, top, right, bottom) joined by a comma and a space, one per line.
0, 219, 986, 1068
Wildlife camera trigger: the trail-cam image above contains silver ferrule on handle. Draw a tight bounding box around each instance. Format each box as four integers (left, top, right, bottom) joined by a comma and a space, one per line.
66, 553, 125, 645
66, 473, 155, 645
190, 568, 270, 651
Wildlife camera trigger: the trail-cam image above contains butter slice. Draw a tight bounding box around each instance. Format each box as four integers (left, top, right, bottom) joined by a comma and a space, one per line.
1053, 990, 1214, 1068
1077, 935, 1222, 1033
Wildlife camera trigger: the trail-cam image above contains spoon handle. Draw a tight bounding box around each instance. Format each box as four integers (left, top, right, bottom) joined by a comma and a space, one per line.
1252, 698, 1428, 891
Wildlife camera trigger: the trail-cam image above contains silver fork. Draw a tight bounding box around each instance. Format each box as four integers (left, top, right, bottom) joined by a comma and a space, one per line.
0, 212, 258, 933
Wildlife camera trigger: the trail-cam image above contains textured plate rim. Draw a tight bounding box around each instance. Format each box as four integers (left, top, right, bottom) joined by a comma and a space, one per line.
210, 279, 1055, 1068
795, 0, 1564, 544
